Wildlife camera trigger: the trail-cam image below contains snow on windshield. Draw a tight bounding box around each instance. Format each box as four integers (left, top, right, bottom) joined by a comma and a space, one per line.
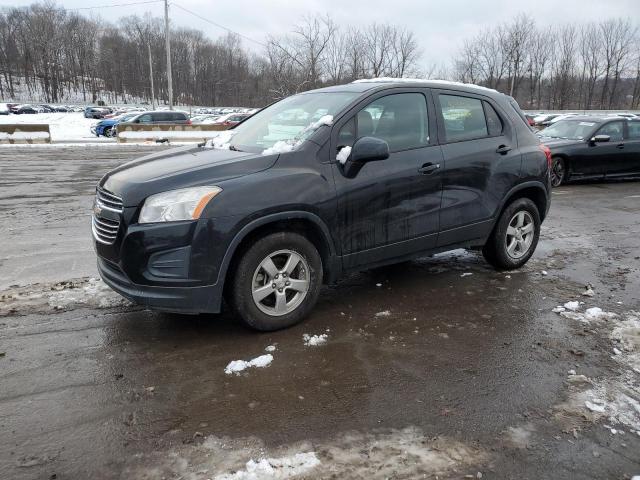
261, 114, 333, 155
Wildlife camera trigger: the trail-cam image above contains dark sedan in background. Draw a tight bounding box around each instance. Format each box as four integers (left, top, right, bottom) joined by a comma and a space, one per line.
539, 116, 640, 186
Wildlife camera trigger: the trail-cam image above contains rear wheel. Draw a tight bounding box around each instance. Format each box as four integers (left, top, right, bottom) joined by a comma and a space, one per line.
104, 127, 113, 138
550, 156, 566, 187
482, 198, 540, 270
229, 232, 323, 331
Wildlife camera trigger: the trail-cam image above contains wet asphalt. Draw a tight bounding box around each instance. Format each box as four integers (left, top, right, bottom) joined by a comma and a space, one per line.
1, 147, 639, 479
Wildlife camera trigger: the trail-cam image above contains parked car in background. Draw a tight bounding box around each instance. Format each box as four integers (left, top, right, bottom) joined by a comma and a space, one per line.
15, 104, 38, 114
539, 116, 640, 186
93, 79, 550, 331
0, 103, 9, 115
533, 113, 561, 126
91, 112, 140, 137
122, 110, 191, 125
547, 113, 579, 125
190, 114, 221, 124
214, 112, 251, 127
614, 113, 638, 119
524, 114, 536, 126
84, 107, 110, 119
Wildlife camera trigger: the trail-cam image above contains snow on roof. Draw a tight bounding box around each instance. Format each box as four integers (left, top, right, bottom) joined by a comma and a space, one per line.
352, 78, 500, 95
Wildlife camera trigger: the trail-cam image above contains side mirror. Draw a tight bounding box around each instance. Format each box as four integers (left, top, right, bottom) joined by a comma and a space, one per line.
340, 136, 390, 178
590, 134, 610, 144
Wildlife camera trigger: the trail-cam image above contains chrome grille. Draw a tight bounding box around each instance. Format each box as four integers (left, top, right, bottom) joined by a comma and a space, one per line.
92, 215, 120, 244
96, 187, 124, 213
92, 187, 123, 245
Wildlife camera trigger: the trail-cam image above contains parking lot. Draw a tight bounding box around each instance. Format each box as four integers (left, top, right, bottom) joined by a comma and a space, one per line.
1, 146, 640, 479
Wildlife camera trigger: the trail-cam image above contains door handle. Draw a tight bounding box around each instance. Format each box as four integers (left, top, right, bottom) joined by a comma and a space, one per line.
616, 143, 625, 149
418, 163, 440, 174
496, 144, 512, 154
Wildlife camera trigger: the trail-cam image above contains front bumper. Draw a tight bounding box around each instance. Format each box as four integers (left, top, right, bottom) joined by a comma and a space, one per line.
98, 257, 224, 314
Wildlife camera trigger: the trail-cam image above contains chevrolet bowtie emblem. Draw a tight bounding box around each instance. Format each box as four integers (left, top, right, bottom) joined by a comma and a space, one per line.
93, 203, 102, 216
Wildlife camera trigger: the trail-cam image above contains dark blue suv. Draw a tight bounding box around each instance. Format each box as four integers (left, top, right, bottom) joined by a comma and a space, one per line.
93, 79, 551, 330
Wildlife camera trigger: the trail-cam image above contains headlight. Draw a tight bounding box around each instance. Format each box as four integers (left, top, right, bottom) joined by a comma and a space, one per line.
139, 186, 222, 223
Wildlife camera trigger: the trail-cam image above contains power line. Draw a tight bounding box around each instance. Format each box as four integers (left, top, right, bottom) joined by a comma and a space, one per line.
64, 0, 162, 11
171, 3, 268, 48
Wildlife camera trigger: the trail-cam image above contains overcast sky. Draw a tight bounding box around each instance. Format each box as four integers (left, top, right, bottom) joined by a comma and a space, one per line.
7, 0, 640, 69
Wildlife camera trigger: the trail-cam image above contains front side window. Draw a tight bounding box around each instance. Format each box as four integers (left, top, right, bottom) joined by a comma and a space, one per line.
597, 121, 624, 142
337, 93, 429, 152
439, 94, 488, 142
138, 114, 152, 123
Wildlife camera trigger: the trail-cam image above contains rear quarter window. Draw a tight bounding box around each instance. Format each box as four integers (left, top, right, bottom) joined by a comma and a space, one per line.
439, 94, 488, 142
628, 122, 640, 140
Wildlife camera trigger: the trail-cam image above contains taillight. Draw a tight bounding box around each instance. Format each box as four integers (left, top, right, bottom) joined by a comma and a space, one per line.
186, 119, 192, 125
540, 144, 552, 169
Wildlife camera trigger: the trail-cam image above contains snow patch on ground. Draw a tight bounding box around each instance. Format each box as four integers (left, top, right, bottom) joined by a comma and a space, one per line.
224, 354, 273, 375
553, 301, 617, 323
303, 334, 328, 347
556, 309, 640, 433
214, 452, 320, 480
375, 310, 391, 317
1, 277, 129, 315
119, 427, 487, 479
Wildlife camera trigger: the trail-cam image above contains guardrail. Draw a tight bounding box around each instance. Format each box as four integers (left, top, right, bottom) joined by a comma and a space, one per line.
116, 123, 229, 143
0, 124, 51, 144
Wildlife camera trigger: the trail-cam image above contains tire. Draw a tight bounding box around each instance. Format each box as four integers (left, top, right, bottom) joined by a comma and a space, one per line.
229, 232, 323, 331
104, 127, 113, 138
482, 198, 541, 270
550, 156, 566, 187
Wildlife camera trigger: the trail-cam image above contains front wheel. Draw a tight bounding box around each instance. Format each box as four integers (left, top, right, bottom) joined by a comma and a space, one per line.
229, 232, 323, 331
482, 198, 541, 270
550, 156, 566, 187
104, 127, 114, 138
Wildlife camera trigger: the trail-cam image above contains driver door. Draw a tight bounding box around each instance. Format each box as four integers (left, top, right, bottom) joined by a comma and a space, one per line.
330, 90, 444, 270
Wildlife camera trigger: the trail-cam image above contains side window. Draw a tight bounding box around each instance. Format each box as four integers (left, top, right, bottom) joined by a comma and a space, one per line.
138, 114, 152, 123
484, 102, 503, 136
628, 122, 640, 140
337, 93, 429, 152
597, 121, 624, 142
439, 94, 488, 142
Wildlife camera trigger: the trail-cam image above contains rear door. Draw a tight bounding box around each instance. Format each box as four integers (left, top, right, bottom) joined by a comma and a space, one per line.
624, 121, 640, 175
591, 120, 626, 177
434, 90, 521, 247
331, 90, 444, 269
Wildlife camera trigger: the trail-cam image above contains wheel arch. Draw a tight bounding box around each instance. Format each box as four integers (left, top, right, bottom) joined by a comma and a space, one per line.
552, 153, 571, 179
218, 211, 340, 296
497, 181, 549, 222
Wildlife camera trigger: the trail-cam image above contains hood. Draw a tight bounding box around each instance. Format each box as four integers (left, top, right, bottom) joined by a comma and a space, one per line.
98, 119, 117, 126
539, 137, 583, 149
101, 146, 278, 207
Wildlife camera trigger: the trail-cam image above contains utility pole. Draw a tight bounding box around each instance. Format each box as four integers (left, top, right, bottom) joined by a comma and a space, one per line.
164, 0, 173, 110
147, 43, 155, 109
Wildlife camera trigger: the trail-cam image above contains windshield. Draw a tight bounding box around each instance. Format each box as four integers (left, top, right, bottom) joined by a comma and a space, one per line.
225, 92, 359, 153
539, 120, 598, 140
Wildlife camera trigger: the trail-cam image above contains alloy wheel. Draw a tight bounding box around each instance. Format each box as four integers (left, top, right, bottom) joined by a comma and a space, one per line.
251, 249, 310, 316
505, 211, 535, 259
551, 158, 564, 187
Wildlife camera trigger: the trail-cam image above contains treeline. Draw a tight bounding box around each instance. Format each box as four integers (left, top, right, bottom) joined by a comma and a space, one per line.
454, 15, 640, 110
0, 4, 639, 110
0, 3, 420, 106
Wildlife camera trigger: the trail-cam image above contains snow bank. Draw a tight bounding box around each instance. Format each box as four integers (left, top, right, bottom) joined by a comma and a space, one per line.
224, 354, 273, 375
0, 130, 50, 142
0, 112, 103, 142
303, 333, 328, 346
214, 452, 320, 480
